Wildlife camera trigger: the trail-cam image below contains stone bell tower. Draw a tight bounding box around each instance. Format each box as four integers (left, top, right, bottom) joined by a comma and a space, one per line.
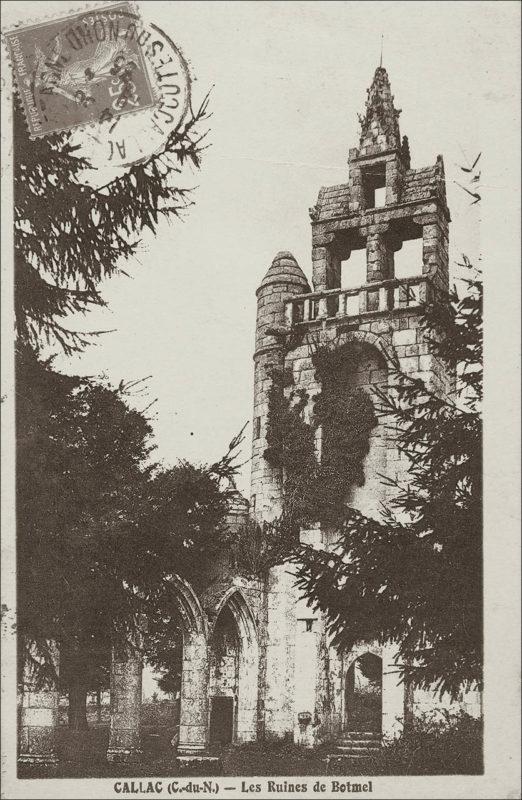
251, 65, 459, 745
308, 64, 449, 302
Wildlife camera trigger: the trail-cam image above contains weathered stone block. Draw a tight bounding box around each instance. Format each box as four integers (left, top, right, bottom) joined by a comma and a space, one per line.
418, 355, 433, 371
399, 356, 420, 373
393, 328, 416, 346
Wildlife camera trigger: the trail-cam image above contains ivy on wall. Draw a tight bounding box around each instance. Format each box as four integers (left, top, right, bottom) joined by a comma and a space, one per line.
225, 515, 297, 578
264, 366, 317, 523
264, 342, 378, 528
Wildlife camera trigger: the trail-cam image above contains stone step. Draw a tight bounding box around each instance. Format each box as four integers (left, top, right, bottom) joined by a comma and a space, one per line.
337, 742, 380, 751
327, 753, 374, 765
337, 741, 381, 748
326, 752, 380, 774
176, 755, 222, 776
338, 736, 381, 742
336, 746, 380, 755
338, 736, 381, 743
342, 731, 381, 739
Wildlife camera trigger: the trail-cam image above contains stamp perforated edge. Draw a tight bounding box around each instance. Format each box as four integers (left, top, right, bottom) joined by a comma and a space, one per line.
1, 0, 159, 140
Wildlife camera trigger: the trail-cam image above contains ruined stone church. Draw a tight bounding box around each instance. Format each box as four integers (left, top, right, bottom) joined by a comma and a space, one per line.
19, 66, 481, 769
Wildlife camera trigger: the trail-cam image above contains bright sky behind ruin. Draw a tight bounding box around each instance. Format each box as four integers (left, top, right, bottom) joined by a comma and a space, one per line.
3, 0, 517, 495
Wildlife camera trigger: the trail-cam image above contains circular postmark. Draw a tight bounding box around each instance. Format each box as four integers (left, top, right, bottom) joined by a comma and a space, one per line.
70, 17, 192, 183
5, 2, 192, 183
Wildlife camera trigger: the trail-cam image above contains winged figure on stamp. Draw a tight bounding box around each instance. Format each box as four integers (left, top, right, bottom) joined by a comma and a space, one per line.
33, 33, 137, 105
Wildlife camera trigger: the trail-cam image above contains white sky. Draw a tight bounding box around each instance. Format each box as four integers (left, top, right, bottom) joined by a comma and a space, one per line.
4, 0, 518, 495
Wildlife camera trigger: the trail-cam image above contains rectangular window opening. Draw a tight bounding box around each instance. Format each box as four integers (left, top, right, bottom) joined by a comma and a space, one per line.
394, 237, 423, 279
374, 186, 386, 207
363, 165, 386, 209
341, 248, 367, 289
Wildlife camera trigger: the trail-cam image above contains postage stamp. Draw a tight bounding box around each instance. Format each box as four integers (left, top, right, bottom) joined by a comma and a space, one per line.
3, 1, 156, 138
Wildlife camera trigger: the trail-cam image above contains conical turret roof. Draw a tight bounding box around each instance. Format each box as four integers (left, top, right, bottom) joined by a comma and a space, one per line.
258, 251, 310, 293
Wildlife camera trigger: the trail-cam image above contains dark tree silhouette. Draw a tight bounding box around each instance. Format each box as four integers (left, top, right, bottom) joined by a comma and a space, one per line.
17, 346, 241, 728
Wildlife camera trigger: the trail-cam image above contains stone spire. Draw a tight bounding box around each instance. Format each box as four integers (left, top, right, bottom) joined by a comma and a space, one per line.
358, 66, 401, 155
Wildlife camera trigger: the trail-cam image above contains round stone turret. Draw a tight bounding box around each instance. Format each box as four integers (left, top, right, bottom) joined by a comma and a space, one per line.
251, 252, 310, 521
255, 252, 310, 354
258, 251, 311, 293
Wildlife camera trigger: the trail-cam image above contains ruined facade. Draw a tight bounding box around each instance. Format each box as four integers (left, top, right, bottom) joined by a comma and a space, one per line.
18, 66, 481, 770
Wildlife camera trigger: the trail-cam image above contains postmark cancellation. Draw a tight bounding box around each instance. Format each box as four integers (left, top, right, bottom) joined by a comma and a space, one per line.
4, 1, 155, 138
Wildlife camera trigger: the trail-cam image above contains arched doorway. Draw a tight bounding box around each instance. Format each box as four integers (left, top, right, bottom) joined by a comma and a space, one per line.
107, 575, 209, 762
344, 652, 383, 733
208, 590, 259, 746
141, 607, 184, 757
209, 605, 239, 745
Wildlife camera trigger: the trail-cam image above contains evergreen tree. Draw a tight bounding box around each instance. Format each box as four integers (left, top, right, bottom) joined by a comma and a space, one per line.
294, 260, 482, 698
17, 347, 240, 727
14, 93, 209, 353
14, 78, 212, 725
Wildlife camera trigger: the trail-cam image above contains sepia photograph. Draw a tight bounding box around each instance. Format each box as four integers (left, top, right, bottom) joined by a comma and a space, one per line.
1, 1, 520, 798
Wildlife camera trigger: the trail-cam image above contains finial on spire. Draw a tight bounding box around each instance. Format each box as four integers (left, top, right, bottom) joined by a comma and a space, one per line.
380, 34, 384, 68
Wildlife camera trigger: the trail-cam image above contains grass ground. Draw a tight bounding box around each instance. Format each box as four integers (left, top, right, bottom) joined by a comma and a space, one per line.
20, 726, 331, 779
19, 709, 483, 779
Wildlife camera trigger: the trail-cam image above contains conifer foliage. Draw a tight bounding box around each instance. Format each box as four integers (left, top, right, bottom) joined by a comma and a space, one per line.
14, 93, 209, 353
13, 84, 233, 724
294, 261, 483, 698
17, 346, 240, 720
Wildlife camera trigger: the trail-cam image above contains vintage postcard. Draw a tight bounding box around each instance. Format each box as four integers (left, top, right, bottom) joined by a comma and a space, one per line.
1, 1, 520, 799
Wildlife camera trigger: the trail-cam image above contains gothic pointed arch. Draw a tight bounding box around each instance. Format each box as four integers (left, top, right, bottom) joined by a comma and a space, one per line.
166, 574, 208, 638
214, 587, 258, 647
162, 575, 209, 755
208, 585, 259, 744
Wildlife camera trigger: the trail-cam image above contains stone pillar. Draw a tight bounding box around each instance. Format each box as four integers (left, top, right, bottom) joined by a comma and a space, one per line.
263, 563, 296, 739
178, 631, 209, 754
317, 296, 328, 319
311, 244, 340, 292
421, 217, 449, 292
18, 641, 60, 770
347, 153, 364, 213
293, 593, 320, 745
385, 156, 403, 205
107, 646, 143, 763
311, 246, 328, 292
381, 642, 406, 742
236, 638, 259, 744
366, 232, 394, 283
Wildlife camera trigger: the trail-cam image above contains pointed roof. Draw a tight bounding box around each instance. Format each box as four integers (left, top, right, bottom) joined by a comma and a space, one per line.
258, 251, 310, 293
358, 66, 401, 155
